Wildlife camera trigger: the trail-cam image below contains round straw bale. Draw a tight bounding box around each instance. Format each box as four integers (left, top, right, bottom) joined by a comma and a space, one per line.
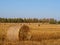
6, 26, 20, 41
19, 24, 30, 41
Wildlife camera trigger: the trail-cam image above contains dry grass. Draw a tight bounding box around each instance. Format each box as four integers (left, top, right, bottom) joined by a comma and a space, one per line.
0, 23, 60, 45
0, 40, 60, 45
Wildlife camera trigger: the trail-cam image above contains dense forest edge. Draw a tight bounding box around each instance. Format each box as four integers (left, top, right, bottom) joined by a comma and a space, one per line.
0, 17, 60, 24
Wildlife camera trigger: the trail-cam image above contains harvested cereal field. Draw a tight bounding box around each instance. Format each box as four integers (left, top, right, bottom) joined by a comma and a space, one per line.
0, 23, 60, 45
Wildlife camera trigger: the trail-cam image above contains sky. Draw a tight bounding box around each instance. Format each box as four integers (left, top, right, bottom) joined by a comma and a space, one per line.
0, 0, 60, 20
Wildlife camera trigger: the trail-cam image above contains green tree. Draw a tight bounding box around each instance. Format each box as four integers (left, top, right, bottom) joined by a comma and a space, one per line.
49, 18, 57, 24
58, 21, 60, 24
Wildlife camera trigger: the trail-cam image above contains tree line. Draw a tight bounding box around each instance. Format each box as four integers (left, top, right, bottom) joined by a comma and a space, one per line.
0, 17, 60, 24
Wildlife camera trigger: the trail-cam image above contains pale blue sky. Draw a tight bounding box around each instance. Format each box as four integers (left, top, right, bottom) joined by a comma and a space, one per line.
0, 0, 60, 20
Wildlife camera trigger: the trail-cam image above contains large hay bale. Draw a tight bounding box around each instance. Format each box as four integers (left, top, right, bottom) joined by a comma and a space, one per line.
6, 26, 20, 41
6, 25, 31, 41
19, 24, 30, 40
